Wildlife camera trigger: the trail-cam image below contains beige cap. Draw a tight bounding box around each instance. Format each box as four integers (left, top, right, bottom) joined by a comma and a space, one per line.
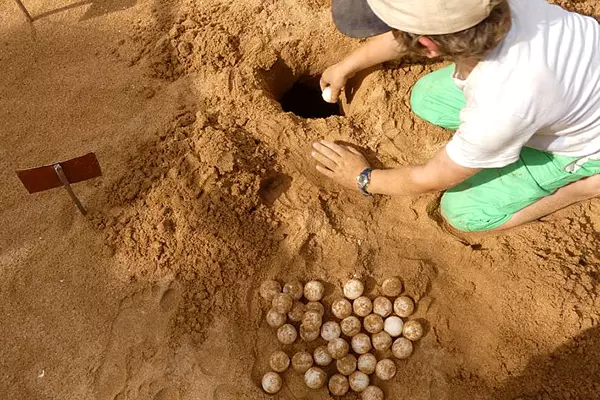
366, 0, 495, 35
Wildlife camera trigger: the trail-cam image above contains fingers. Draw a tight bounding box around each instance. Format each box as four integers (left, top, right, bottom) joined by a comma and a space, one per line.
320, 84, 341, 103
312, 141, 342, 160
316, 165, 335, 178
319, 140, 347, 156
320, 78, 327, 92
311, 150, 338, 170
313, 141, 365, 158
346, 146, 362, 155
328, 86, 342, 103
321, 62, 348, 101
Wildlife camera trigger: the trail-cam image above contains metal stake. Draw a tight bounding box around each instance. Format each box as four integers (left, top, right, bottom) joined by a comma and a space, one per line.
14, 0, 34, 23
54, 163, 87, 215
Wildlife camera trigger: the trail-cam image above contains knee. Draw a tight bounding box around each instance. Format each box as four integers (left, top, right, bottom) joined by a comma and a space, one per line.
439, 208, 471, 233
439, 192, 470, 232
440, 192, 509, 232
410, 74, 436, 122
409, 69, 462, 130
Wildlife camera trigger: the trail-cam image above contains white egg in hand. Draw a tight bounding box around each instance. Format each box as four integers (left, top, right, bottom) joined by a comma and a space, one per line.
322, 87, 336, 103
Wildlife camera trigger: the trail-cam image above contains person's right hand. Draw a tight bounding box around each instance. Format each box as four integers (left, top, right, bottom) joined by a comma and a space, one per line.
320, 63, 353, 103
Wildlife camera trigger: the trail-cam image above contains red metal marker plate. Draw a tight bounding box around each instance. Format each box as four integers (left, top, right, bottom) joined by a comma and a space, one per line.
16, 153, 102, 194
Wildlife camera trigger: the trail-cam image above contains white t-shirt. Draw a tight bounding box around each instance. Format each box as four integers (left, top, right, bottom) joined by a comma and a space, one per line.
446, 0, 600, 169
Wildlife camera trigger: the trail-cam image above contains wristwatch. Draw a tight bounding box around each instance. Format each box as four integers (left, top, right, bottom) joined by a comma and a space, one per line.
357, 168, 374, 196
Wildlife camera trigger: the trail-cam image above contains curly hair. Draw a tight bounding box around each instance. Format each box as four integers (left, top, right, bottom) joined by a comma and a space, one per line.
393, 1, 512, 60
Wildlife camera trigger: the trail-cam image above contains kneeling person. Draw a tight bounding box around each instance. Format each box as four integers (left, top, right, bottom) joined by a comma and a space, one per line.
312, 0, 600, 232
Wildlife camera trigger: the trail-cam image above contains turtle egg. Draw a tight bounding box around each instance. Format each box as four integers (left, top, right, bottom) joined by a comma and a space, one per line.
364, 314, 384, 334
260, 280, 282, 302
283, 280, 304, 300
393, 296, 415, 318
328, 337, 350, 359
351, 333, 372, 355
304, 280, 325, 301
262, 371, 282, 394
372, 331, 393, 352
277, 324, 297, 344
403, 320, 424, 341
349, 371, 370, 392
392, 337, 413, 359
314, 346, 333, 366
373, 297, 393, 318
344, 279, 364, 300
304, 367, 327, 389
329, 374, 350, 396
292, 351, 313, 373
353, 296, 373, 317
375, 359, 397, 381
300, 325, 320, 342
302, 310, 322, 331
272, 293, 293, 314
266, 309, 286, 328
381, 277, 403, 297
322, 87, 335, 103
362, 386, 385, 400
336, 354, 357, 376
269, 351, 290, 372
384, 316, 404, 337
321, 321, 342, 341
287, 301, 306, 322
332, 298, 353, 319
341, 316, 362, 337
306, 301, 325, 317
358, 353, 377, 375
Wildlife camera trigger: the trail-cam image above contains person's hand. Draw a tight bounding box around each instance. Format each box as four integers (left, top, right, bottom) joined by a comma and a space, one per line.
311, 140, 370, 190
320, 63, 354, 103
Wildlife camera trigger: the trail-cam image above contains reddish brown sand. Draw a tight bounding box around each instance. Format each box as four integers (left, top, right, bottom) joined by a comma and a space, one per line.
1, 0, 600, 399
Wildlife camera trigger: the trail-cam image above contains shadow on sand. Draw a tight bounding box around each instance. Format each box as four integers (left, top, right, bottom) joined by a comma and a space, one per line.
493, 325, 600, 399
15, 0, 137, 22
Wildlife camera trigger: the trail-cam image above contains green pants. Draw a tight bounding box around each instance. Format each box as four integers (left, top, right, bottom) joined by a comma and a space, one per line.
410, 65, 600, 232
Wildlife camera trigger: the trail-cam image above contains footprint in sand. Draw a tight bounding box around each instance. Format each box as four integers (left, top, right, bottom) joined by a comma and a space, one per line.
212, 384, 246, 399
153, 386, 181, 400
94, 281, 181, 400
195, 322, 231, 378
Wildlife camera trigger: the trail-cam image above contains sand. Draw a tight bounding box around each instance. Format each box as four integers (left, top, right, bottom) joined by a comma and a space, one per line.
1, 0, 600, 399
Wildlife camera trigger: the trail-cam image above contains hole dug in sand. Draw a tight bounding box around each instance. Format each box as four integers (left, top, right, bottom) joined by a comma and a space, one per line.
280, 76, 341, 119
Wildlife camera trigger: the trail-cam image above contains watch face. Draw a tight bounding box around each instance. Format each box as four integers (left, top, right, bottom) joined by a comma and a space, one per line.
358, 173, 368, 186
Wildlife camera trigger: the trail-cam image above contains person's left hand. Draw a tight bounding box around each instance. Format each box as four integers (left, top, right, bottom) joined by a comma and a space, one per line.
311, 140, 370, 190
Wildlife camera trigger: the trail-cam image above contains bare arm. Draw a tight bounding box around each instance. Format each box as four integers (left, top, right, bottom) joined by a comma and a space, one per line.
321, 31, 405, 101
311, 141, 480, 196
368, 148, 480, 196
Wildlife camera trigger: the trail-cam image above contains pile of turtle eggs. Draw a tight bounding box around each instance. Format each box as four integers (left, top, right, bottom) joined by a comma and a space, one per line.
259, 277, 425, 399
